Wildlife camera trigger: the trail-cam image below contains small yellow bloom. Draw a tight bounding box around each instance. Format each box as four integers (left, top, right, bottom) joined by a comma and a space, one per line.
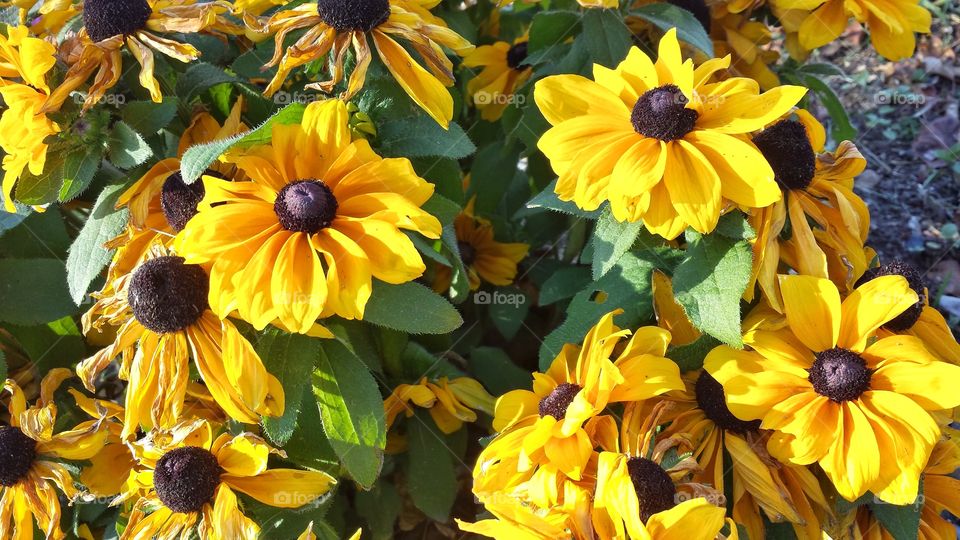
384, 376, 495, 435
464, 37, 532, 121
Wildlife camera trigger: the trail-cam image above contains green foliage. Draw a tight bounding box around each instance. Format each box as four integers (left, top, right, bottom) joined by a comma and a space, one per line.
363, 281, 463, 335
65, 182, 129, 304
378, 117, 476, 159
257, 328, 323, 446
0, 259, 76, 325
406, 412, 459, 521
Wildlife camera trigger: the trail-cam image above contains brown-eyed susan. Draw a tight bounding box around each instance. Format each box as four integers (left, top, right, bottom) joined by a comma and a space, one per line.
0, 26, 59, 213
173, 99, 442, 334
79, 243, 285, 439
476, 310, 683, 485
435, 198, 529, 292
592, 401, 730, 540
247, 0, 473, 127
464, 36, 532, 121
770, 0, 931, 60
42, 0, 242, 112
1, 370, 109, 539
855, 260, 960, 366
745, 110, 870, 312
705, 274, 960, 503
116, 418, 335, 539
535, 29, 806, 239
384, 376, 495, 435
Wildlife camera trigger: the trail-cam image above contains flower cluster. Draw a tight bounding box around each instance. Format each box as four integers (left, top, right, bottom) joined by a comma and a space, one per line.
0, 0, 954, 538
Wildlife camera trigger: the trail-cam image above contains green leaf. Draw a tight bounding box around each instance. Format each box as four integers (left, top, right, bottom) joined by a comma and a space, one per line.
667, 334, 721, 372
421, 193, 461, 228
179, 103, 306, 184
527, 10, 581, 64
355, 483, 401, 540
4, 317, 85, 372
313, 340, 385, 488
468, 347, 530, 396
539, 266, 592, 305
16, 144, 102, 205
119, 98, 179, 135
523, 180, 601, 219
487, 286, 530, 340
176, 62, 236, 102
629, 3, 715, 57
439, 226, 471, 304
108, 121, 153, 169
591, 206, 647, 279
672, 232, 752, 348
470, 142, 520, 215
869, 491, 922, 540
406, 412, 458, 521
0, 208, 70, 259
58, 151, 104, 202
799, 73, 857, 142
284, 385, 339, 470
363, 280, 463, 335
580, 9, 632, 68
66, 183, 129, 305
257, 328, 323, 446
0, 350, 6, 382
714, 211, 756, 241
539, 251, 658, 367
377, 117, 475, 159
0, 259, 77, 325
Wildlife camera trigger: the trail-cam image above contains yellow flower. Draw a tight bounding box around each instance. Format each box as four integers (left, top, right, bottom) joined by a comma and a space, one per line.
710, 10, 780, 90
384, 376, 495, 434
654, 370, 830, 539
457, 496, 575, 540
592, 402, 728, 540
247, 0, 473, 127
0, 26, 59, 213
856, 260, 960, 366
106, 99, 248, 285
534, 29, 805, 239
464, 37, 532, 121
0, 370, 108, 539
705, 274, 960, 503
173, 99, 441, 334
746, 110, 870, 312
476, 310, 683, 484
435, 198, 529, 291
43, 0, 242, 112
770, 0, 931, 60
651, 270, 701, 347
79, 243, 285, 438
117, 419, 335, 540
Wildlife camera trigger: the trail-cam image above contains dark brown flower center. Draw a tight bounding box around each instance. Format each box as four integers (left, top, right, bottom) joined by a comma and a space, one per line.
83, 0, 152, 42
538, 382, 582, 419
0, 426, 37, 487
854, 261, 925, 331
458, 242, 477, 266
153, 446, 223, 514
274, 180, 338, 234
626, 457, 677, 522
631, 84, 698, 142
752, 120, 816, 191
128, 256, 210, 334
161, 171, 218, 233
695, 371, 760, 434
316, 0, 390, 32
506, 42, 529, 70
808, 348, 872, 402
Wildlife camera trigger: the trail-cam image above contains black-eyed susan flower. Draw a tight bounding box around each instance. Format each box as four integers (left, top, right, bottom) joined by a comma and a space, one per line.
116, 418, 335, 539
0, 26, 59, 212
384, 376, 495, 435
705, 274, 960, 503
1, 370, 109, 539
247, 0, 473, 127
435, 199, 529, 292
654, 370, 831, 538
592, 401, 729, 540
746, 111, 870, 312
770, 0, 931, 60
534, 29, 806, 239
42, 0, 242, 112
173, 99, 442, 334
475, 310, 683, 486
457, 496, 575, 540
710, 10, 780, 90
855, 260, 960, 365
79, 243, 285, 439
464, 37, 532, 121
